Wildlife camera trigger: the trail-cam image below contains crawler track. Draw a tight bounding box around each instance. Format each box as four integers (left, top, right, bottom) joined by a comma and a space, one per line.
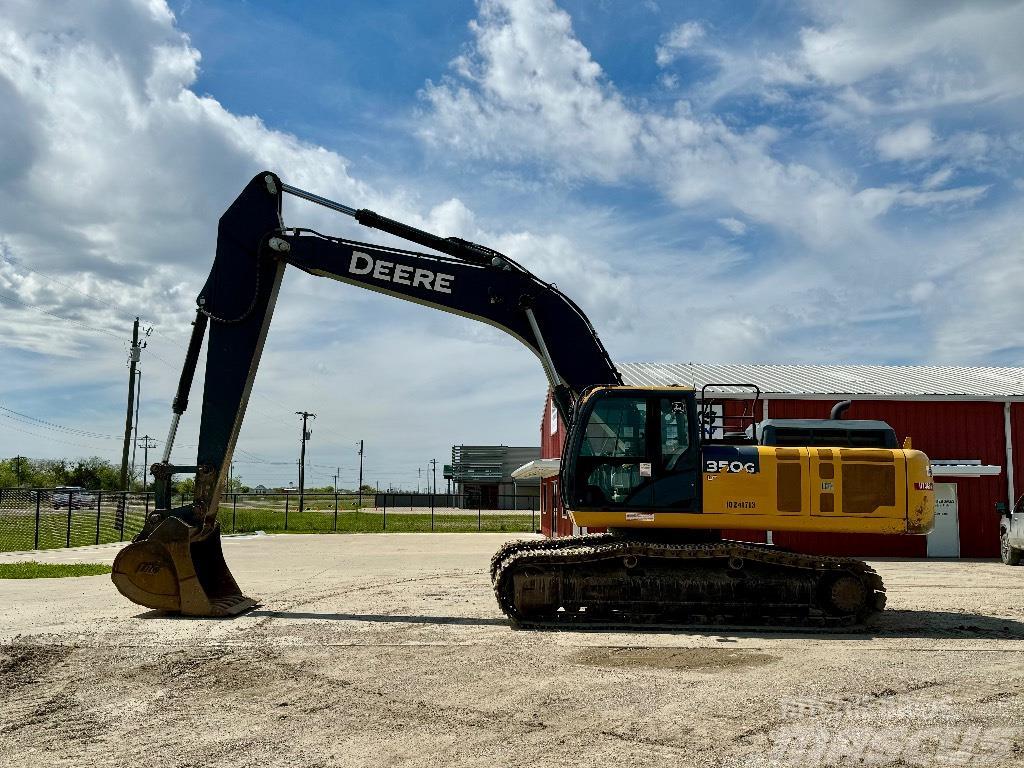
492, 536, 885, 629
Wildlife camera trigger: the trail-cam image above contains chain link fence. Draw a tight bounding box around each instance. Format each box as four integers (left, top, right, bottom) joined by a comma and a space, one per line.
0, 489, 540, 552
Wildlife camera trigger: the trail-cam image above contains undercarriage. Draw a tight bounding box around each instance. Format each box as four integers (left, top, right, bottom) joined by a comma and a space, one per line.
491, 533, 886, 629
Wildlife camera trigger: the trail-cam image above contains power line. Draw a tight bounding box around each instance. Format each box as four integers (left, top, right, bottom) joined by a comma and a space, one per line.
0, 406, 122, 440
0, 290, 123, 340
0, 420, 123, 454
1, 251, 114, 311
246, 401, 297, 429
1, 242, 198, 358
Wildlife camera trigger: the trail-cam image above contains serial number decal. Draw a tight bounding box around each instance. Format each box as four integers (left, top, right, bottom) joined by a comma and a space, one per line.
625, 512, 655, 521
726, 501, 756, 509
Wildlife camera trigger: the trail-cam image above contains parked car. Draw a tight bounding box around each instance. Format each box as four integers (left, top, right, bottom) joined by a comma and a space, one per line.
996, 498, 1024, 565
52, 486, 96, 510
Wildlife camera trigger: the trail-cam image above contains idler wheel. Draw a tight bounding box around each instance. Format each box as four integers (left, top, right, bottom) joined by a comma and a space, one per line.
827, 574, 868, 615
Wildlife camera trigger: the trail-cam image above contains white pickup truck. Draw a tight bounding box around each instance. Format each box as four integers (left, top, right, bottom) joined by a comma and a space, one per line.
998, 498, 1024, 565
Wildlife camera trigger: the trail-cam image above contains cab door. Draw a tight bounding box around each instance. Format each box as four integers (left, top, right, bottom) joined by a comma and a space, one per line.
565, 390, 699, 512
652, 396, 700, 511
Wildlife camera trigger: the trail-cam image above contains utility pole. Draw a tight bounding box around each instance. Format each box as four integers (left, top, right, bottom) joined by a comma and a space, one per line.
357, 439, 364, 509
430, 458, 438, 495
119, 317, 141, 490
14, 455, 24, 486
137, 435, 158, 492
228, 461, 236, 492
295, 411, 316, 513
333, 467, 340, 495
130, 368, 142, 486
418, 467, 422, 493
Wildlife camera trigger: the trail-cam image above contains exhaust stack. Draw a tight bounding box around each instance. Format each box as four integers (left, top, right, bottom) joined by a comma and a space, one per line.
830, 399, 853, 419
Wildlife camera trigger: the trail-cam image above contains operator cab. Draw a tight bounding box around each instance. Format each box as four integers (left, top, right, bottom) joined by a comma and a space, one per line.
563, 387, 701, 512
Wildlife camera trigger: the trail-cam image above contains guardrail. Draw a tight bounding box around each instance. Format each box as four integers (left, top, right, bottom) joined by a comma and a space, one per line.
0, 489, 540, 552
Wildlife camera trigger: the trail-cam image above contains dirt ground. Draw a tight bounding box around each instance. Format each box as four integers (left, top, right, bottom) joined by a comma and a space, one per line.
1, 533, 1022, 768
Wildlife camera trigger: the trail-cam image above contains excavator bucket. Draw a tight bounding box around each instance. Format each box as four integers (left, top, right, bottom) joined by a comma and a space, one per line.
111, 516, 257, 616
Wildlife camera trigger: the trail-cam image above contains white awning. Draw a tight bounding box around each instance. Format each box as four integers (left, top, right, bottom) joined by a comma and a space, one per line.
511, 458, 560, 480
930, 460, 1001, 478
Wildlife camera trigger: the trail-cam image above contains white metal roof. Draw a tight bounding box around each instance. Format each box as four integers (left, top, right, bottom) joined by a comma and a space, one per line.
618, 363, 1024, 401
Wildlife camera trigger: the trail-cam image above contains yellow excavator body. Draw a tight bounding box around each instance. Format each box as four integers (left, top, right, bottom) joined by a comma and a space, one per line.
572, 445, 934, 535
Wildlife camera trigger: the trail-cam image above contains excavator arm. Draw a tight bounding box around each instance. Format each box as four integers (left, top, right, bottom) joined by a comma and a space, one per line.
112, 171, 619, 615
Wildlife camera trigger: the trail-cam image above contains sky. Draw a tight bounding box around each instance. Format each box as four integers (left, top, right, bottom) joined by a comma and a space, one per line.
1, 0, 1023, 489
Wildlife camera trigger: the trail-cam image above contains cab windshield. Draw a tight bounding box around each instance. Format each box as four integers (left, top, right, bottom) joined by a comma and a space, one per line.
573, 394, 696, 509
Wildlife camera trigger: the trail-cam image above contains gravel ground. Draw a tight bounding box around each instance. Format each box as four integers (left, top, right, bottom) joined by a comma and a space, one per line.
1, 533, 1022, 767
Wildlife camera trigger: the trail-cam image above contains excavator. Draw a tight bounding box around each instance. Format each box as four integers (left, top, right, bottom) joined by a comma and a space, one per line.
111, 172, 935, 628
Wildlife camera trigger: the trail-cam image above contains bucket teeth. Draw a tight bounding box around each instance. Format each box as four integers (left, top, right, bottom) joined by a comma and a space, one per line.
111, 516, 257, 617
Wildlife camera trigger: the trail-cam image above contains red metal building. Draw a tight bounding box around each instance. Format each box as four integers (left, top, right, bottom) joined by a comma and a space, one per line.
532, 363, 1023, 558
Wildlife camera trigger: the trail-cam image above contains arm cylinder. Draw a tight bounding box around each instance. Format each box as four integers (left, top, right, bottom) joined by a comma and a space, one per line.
172, 310, 209, 415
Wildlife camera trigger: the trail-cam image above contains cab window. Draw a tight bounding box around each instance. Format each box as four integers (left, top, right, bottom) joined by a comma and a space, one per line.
660, 399, 690, 470
581, 398, 647, 457
578, 397, 648, 505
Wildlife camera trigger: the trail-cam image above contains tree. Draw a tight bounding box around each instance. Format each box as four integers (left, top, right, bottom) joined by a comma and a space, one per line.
66, 458, 121, 489
0, 458, 22, 488
0, 456, 122, 489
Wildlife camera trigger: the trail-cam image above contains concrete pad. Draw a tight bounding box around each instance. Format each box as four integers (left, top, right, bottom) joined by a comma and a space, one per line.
1, 533, 1022, 767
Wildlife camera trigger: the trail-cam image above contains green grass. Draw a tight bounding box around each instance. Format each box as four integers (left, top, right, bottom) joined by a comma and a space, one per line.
0, 561, 112, 579
0, 509, 149, 552
225, 507, 536, 535
0, 504, 537, 552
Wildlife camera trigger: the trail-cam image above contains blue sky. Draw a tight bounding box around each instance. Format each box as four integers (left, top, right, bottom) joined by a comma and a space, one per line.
1, 0, 1023, 488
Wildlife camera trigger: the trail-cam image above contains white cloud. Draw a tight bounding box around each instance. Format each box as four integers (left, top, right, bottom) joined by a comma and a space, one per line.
925, 205, 1024, 364
419, 0, 641, 181
419, 0, 886, 248
922, 167, 953, 190
717, 217, 746, 236
655, 21, 706, 67
876, 120, 934, 160
796, 1, 1024, 111
854, 184, 990, 218
0, 0, 623, 475
416, 0, 1024, 372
